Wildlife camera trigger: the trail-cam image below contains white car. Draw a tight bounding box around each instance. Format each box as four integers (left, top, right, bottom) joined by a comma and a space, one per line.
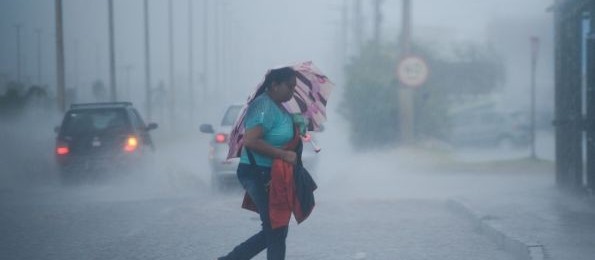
449, 110, 530, 148
200, 104, 320, 191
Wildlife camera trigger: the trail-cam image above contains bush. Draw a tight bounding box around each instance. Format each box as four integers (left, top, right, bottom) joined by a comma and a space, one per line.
340, 41, 505, 149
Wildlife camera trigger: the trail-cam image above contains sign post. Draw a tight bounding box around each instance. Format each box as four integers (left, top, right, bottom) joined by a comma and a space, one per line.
396, 54, 429, 144
397, 55, 429, 88
530, 36, 539, 160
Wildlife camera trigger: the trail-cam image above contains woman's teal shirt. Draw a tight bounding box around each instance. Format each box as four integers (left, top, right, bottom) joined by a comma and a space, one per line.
239, 93, 294, 167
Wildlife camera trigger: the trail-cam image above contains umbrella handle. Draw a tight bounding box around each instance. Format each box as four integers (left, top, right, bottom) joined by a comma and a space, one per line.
309, 139, 321, 153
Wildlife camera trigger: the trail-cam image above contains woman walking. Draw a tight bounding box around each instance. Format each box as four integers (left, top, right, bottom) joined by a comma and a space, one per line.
219, 67, 299, 260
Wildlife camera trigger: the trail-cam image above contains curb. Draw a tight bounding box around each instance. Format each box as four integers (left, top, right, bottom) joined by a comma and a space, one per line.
446, 199, 547, 260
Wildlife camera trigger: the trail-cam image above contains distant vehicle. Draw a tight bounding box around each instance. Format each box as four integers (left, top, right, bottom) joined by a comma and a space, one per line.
448, 109, 530, 148
54, 102, 158, 182
200, 104, 320, 191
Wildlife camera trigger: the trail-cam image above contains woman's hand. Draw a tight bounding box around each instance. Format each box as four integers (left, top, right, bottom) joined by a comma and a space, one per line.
281, 150, 297, 164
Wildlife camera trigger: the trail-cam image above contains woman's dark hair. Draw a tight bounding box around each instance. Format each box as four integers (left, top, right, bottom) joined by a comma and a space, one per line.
256, 67, 296, 96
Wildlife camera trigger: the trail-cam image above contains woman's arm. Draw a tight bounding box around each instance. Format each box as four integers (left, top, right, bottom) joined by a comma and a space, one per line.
243, 126, 296, 164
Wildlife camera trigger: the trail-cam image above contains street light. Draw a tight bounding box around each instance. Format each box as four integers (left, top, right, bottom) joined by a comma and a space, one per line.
530, 36, 540, 160
35, 29, 42, 86
108, 0, 117, 102
55, 0, 66, 112
168, 0, 176, 128
143, 0, 152, 120
188, 0, 195, 121
14, 24, 22, 83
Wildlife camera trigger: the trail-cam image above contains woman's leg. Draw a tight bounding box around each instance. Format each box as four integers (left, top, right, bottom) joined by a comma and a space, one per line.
266, 225, 288, 260
220, 164, 269, 260
259, 169, 288, 260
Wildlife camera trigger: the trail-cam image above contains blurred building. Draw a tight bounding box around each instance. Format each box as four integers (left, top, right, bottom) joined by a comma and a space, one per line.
551, 0, 594, 193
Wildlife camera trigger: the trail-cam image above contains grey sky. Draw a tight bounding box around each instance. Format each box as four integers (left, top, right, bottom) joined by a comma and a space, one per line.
0, 0, 554, 114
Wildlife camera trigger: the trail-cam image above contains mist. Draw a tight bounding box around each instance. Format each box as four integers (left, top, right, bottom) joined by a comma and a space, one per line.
0, 0, 557, 199
0, 1, 561, 259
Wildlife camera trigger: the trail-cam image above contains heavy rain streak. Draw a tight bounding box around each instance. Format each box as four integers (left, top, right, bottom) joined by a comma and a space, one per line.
2, 0, 592, 260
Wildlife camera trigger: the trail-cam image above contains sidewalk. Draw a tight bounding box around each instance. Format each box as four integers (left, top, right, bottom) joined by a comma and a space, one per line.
360, 141, 595, 260
444, 158, 595, 260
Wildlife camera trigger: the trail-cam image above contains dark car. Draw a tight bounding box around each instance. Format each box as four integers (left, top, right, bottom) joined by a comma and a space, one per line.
200, 104, 320, 191
54, 102, 158, 181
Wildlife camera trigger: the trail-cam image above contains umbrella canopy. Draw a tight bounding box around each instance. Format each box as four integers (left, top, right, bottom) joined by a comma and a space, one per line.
227, 61, 334, 159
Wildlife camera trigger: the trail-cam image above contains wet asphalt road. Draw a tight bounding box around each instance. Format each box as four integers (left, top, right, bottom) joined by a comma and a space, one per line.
0, 184, 517, 260
0, 117, 519, 260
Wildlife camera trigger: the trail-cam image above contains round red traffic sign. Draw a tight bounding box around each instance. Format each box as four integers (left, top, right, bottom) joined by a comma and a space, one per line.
396, 55, 429, 88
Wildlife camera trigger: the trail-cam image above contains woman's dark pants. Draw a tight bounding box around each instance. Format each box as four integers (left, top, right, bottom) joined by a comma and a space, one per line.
221, 163, 288, 260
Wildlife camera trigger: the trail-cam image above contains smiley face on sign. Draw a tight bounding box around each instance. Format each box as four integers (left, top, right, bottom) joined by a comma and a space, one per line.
396, 55, 429, 88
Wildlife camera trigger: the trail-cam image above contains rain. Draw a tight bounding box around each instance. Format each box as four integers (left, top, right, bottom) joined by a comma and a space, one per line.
0, 0, 592, 259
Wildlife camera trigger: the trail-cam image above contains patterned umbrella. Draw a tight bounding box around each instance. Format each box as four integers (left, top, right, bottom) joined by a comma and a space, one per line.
227, 61, 334, 159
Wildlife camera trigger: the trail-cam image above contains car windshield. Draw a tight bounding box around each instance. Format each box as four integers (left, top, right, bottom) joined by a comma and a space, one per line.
221, 105, 243, 126
61, 109, 131, 136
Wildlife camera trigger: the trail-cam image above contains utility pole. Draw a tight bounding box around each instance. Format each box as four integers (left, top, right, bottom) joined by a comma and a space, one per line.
123, 65, 133, 100
168, 0, 176, 128
353, 0, 363, 51
530, 36, 540, 160
108, 0, 117, 101
397, 0, 415, 143
143, 0, 152, 120
401, 0, 412, 53
14, 24, 22, 83
95, 42, 101, 80
202, 0, 209, 107
35, 29, 42, 86
340, 0, 348, 67
373, 0, 383, 45
221, 1, 229, 101
74, 40, 79, 89
55, 0, 66, 112
214, 1, 220, 99
188, 0, 195, 121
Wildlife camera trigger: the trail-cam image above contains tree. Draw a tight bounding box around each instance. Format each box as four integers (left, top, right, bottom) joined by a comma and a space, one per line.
340, 42, 400, 148
341, 41, 505, 149
0, 81, 27, 115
